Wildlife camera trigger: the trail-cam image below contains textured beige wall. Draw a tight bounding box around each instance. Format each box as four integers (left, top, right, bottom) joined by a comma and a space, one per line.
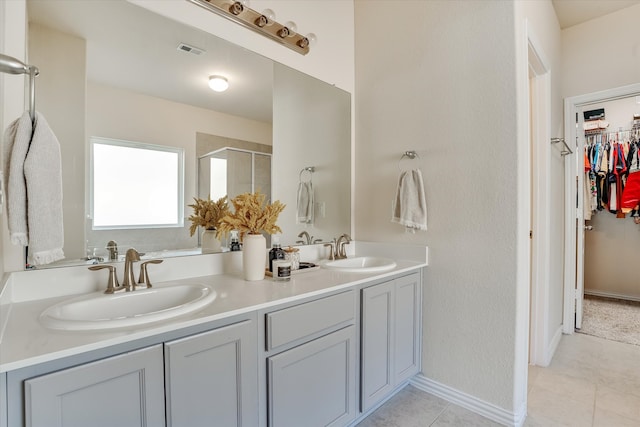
355, 0, 520, 412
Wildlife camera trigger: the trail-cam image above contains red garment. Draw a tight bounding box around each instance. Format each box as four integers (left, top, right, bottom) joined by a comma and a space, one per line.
621, 171, 640, 212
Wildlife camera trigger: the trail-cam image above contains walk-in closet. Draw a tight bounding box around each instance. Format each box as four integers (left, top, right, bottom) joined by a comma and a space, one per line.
580, 95, 640, 346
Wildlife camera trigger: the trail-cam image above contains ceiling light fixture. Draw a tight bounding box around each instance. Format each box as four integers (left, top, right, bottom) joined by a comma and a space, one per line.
208, 75, 229, 92
187, 0, 315, 55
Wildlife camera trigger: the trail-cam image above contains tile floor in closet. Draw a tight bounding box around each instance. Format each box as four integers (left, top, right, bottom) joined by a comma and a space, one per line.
357, 333, 640, 426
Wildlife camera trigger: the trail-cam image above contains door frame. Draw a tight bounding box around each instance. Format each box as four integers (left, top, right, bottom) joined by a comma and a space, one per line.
562, 82, 640, 334
527, 33, 553, 366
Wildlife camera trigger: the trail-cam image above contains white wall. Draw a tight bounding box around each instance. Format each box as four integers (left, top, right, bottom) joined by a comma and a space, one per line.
272, 64, 351, 246
562, 3, 640, 98
355, 0, 521, 414
28, 23, 86, 260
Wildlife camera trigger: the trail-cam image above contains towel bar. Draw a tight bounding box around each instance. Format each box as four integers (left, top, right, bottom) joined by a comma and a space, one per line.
0, 53, 39, 122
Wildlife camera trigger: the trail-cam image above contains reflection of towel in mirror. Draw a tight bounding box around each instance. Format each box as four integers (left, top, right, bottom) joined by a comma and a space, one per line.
392, 169, 427, 233
2, 112, 32, 246
23, 112, 65, 265
296, 181, 314, 224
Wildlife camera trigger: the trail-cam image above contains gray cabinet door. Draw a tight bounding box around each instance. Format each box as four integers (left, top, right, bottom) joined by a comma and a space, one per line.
361, 272, 421, 412
360, 281, 394, 412
24, 345, 165, 427
164, 319, 258, 427
394, 273, 421, 384
268, 326, 356, 427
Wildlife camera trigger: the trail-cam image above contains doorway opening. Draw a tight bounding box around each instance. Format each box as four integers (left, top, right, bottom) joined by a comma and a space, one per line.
563, 83, 640, 340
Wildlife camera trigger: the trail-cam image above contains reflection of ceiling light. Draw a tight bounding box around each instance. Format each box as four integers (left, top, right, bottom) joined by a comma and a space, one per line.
208, 75, 229, 92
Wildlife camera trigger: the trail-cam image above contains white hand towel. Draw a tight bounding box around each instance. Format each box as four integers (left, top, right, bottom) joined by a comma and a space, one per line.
23, 112, 65, 265
391, 168, 427, 233
2, 112, 32, 245
296, 181, 314, 224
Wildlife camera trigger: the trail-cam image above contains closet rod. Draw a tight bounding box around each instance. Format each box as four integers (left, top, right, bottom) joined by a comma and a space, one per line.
550, 137, 573, 156
0, 53, 39, 122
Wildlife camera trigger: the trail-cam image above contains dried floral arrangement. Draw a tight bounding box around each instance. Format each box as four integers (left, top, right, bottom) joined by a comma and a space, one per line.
216, 192, 285, 239
188, 196, 230, 236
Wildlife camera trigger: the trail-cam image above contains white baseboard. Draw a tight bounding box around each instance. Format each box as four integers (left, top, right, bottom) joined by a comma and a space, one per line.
584, 290, 640, 303
410, 374, 526, 427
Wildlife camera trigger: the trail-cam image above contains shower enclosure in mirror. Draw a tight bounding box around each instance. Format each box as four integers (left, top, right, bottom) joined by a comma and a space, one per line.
198, 147, 272, 246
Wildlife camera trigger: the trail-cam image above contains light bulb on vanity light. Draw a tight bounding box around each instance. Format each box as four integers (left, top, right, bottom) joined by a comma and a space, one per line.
208, 75, 229, 92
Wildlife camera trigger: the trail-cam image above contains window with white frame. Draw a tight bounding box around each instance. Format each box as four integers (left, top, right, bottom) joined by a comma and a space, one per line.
90, 137, 184, 229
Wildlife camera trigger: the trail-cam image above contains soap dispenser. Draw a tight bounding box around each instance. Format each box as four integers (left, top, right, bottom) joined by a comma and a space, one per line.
269, 235, 286, 272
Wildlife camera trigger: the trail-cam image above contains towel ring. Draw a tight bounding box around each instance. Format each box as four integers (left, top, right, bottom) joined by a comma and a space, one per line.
398, 151, 420, 171
299, 166, 315, 183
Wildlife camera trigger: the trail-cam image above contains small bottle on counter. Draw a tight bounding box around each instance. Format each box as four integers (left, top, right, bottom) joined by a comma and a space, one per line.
230, 230, 241, 252
272, 259, 292, 281
269, 235, 286, 272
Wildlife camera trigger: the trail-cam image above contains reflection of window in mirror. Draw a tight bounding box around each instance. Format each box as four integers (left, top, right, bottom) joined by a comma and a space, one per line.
209, 158, 227, 201
90, 137, 184, 229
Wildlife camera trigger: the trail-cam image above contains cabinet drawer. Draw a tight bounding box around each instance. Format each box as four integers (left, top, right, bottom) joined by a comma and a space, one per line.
266, 290, 355, 350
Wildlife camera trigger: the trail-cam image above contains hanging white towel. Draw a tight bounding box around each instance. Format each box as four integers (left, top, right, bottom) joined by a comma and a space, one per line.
2, 111, 32, 245
391, 168, 427, 233
296, 181, 314, 224
23, 112, 65, 265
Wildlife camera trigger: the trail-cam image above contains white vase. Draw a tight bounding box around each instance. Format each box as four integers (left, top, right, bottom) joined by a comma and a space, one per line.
242, 233, 266, 281
201, 229, 222, 253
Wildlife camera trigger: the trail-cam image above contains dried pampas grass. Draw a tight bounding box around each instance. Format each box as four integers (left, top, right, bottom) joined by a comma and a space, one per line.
188, 196, 229, 236
217, 192, 285, 239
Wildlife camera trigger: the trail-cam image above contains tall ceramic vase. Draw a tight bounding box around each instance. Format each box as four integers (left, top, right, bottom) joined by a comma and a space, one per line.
242, 233, 266, 281
201, 229, 222, 253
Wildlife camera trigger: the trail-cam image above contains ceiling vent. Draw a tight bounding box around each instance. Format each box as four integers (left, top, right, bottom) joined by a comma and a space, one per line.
177, 43, 205, 56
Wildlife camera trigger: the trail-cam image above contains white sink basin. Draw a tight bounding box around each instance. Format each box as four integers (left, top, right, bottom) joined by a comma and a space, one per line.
320, 256, 397, 273
40, 284, 217, 331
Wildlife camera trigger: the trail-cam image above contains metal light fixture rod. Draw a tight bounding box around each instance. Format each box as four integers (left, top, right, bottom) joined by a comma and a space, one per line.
187, 0, 311, 55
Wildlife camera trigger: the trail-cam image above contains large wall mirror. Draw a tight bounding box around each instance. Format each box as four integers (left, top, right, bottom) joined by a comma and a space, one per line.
25, 0, 351, 269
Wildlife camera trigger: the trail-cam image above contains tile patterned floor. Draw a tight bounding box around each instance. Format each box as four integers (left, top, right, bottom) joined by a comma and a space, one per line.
358, 333, 640, 426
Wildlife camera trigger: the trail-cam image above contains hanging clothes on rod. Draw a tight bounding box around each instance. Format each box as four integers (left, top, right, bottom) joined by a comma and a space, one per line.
584, 128, 640, 220
1, 52, 65, 266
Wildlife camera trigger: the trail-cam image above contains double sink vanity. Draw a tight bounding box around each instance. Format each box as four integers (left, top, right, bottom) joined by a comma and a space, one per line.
0, 242, 427, 427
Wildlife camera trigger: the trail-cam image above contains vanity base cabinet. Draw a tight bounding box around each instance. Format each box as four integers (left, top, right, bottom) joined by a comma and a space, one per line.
164, 319, 258, 427
23, 345, 165, 427
361, 273, 421, 413
267, 325, 357, 427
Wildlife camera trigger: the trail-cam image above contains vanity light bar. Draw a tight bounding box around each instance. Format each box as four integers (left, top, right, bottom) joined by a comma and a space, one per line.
187, 0, 311, 55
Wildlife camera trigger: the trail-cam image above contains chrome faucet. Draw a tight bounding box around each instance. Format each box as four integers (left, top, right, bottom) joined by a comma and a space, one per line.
122, 248, 141, 291
297, 231, 312, 245
106, 240, 118, 261
335, 234, 352, 259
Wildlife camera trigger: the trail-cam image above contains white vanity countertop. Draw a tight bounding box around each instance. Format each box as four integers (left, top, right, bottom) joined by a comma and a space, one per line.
0, 244, 427, 373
